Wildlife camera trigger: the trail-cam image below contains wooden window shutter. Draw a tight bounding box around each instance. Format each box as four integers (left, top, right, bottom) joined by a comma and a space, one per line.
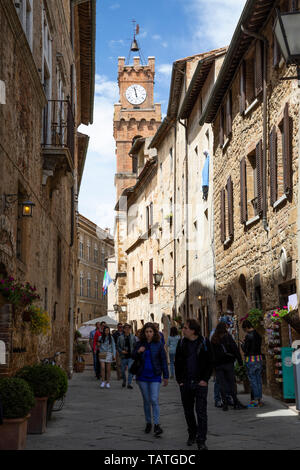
240, 157, 247, 224
256, 140, 263, 215
226, 91, 232, 137
149, 259, 153, 304
255, 40, 263, 97
270, 126, 278, 206
150, 202, 154, 227
273, 32, 281, 68
283, 102, 292, 196
219, 106, 224, 147
239, 61, 246, 114
220, 189, 226, 244
227, 176, 234, 238
146, 206, 150, 231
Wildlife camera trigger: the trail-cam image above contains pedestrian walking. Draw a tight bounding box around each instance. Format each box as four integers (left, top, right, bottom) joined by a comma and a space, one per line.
117, 324, 136, 389
175, 318, 212, 451
90, 322, 101, 378
113, 323, 123, 380
211, 323, 246, 412
133, 322, 169, 437
241, 320, 263, 408
167, 327, 180, 379
154, 323, 165, 345
98, 326, 116, 389
210, 316, 234, 408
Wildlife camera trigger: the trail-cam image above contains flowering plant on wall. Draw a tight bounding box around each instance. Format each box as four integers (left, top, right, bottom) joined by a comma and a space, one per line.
28, 306, 50, 335
0, 277, 40, 307
240, 309, 263, 329
268, 307, 291, 324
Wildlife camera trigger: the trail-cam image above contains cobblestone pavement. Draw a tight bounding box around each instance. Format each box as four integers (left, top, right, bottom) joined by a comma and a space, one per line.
26, 368, 300, 450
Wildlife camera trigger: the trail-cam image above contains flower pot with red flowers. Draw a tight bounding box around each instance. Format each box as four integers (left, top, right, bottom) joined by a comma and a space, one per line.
0, 277, 40, 317
0, 378, 35, 450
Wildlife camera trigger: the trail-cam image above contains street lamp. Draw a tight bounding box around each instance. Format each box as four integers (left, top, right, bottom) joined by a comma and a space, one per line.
1, 194, 35, 217
21, 200, 35, 217
153, 272, 174, 288
274, 9, 300, 80
153, 272, 163, 287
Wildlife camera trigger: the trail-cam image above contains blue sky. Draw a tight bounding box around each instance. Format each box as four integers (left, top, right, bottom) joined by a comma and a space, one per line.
78, 0, 246, 231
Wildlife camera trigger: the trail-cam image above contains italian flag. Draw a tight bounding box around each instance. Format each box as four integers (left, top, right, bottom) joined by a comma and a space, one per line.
102, 269, 113, 296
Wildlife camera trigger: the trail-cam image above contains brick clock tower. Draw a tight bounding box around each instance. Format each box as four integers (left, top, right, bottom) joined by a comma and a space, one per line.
113, 56, 161, 322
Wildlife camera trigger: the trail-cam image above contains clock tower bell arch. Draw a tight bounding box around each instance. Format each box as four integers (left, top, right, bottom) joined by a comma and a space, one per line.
113, 56, 161, 322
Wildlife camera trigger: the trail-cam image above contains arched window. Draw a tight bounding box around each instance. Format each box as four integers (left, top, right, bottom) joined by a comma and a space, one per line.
239, 274, 247, 297
227, 295, 234, 314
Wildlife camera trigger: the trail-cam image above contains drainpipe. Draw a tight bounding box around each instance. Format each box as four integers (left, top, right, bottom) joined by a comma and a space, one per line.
172, 123, 177, 318
178, 119, 189, 317
241, 26, 269, 234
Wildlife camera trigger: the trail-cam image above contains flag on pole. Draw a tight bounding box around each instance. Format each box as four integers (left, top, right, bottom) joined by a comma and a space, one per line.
102, 269, 113, 296
136, 24, 140, 35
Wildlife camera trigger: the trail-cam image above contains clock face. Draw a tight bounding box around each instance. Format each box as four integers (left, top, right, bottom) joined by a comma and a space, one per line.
126, 84, 147, 105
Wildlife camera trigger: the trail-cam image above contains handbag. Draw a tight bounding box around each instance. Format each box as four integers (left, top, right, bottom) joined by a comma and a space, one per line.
129, 354, 143, 375
99, 352, 107, 360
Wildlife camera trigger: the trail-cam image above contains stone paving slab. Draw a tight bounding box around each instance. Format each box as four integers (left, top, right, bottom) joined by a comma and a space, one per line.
26, 370, 300, 451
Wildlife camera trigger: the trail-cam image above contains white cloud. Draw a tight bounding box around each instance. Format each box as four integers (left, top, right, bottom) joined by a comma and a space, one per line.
157, 64, 173, 77
152, 34, 162, 40
183, 0, 246, 49
79, 75, 118, 161
78, 75, 119, 230
109, 39, 125, 48
109, 3, 120, 10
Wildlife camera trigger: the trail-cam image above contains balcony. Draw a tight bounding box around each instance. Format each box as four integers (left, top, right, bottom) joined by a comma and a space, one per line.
42, 100, 75, 184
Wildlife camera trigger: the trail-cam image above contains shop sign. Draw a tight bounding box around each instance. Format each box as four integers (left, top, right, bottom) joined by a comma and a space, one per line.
281, 347, 295, 399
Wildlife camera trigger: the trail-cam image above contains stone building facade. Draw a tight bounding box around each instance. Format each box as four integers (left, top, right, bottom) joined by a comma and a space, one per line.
148, 50, 226, 335
113, 56, 161, 323
0, 0, 95, 377
200, 0, 300, 398
76, 214, 114, 328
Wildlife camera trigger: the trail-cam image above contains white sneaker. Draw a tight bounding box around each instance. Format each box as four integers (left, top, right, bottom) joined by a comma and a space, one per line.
100, 382, 105, 388
106, 383, 111, 389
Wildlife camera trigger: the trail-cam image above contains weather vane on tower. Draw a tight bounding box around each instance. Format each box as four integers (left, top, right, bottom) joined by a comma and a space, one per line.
127, 20, 146, 65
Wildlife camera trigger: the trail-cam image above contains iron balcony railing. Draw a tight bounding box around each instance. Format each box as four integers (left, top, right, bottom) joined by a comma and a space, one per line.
42, 99, 75, 164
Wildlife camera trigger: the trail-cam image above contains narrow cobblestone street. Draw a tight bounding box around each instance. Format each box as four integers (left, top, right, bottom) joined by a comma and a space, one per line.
26, 368, 300, 451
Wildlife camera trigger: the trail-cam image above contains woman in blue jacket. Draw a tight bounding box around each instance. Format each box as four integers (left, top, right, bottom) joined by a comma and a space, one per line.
133, 322, 169, 436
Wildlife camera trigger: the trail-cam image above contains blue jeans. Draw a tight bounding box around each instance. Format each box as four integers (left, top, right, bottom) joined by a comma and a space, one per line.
169, 352, 176, 377
137, 381, 161, 425
246, 362, 263, 400
121, 358, 134, 385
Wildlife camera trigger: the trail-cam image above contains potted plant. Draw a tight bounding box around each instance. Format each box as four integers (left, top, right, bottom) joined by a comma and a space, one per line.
0, 277, 40, 311
234, 362, 251, 394
241, 309, 264, 329
74, 342, 86, 373
40, 365, 68, 423
0, 377, 35, 450
15, 365, 59, 434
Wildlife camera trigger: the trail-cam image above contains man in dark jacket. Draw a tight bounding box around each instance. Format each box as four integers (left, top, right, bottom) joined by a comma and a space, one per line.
175, 319, 213, 451
117, 324, 136, 389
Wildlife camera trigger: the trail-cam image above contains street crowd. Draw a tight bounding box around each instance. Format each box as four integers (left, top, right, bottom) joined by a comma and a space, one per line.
89, 317, 263, 451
